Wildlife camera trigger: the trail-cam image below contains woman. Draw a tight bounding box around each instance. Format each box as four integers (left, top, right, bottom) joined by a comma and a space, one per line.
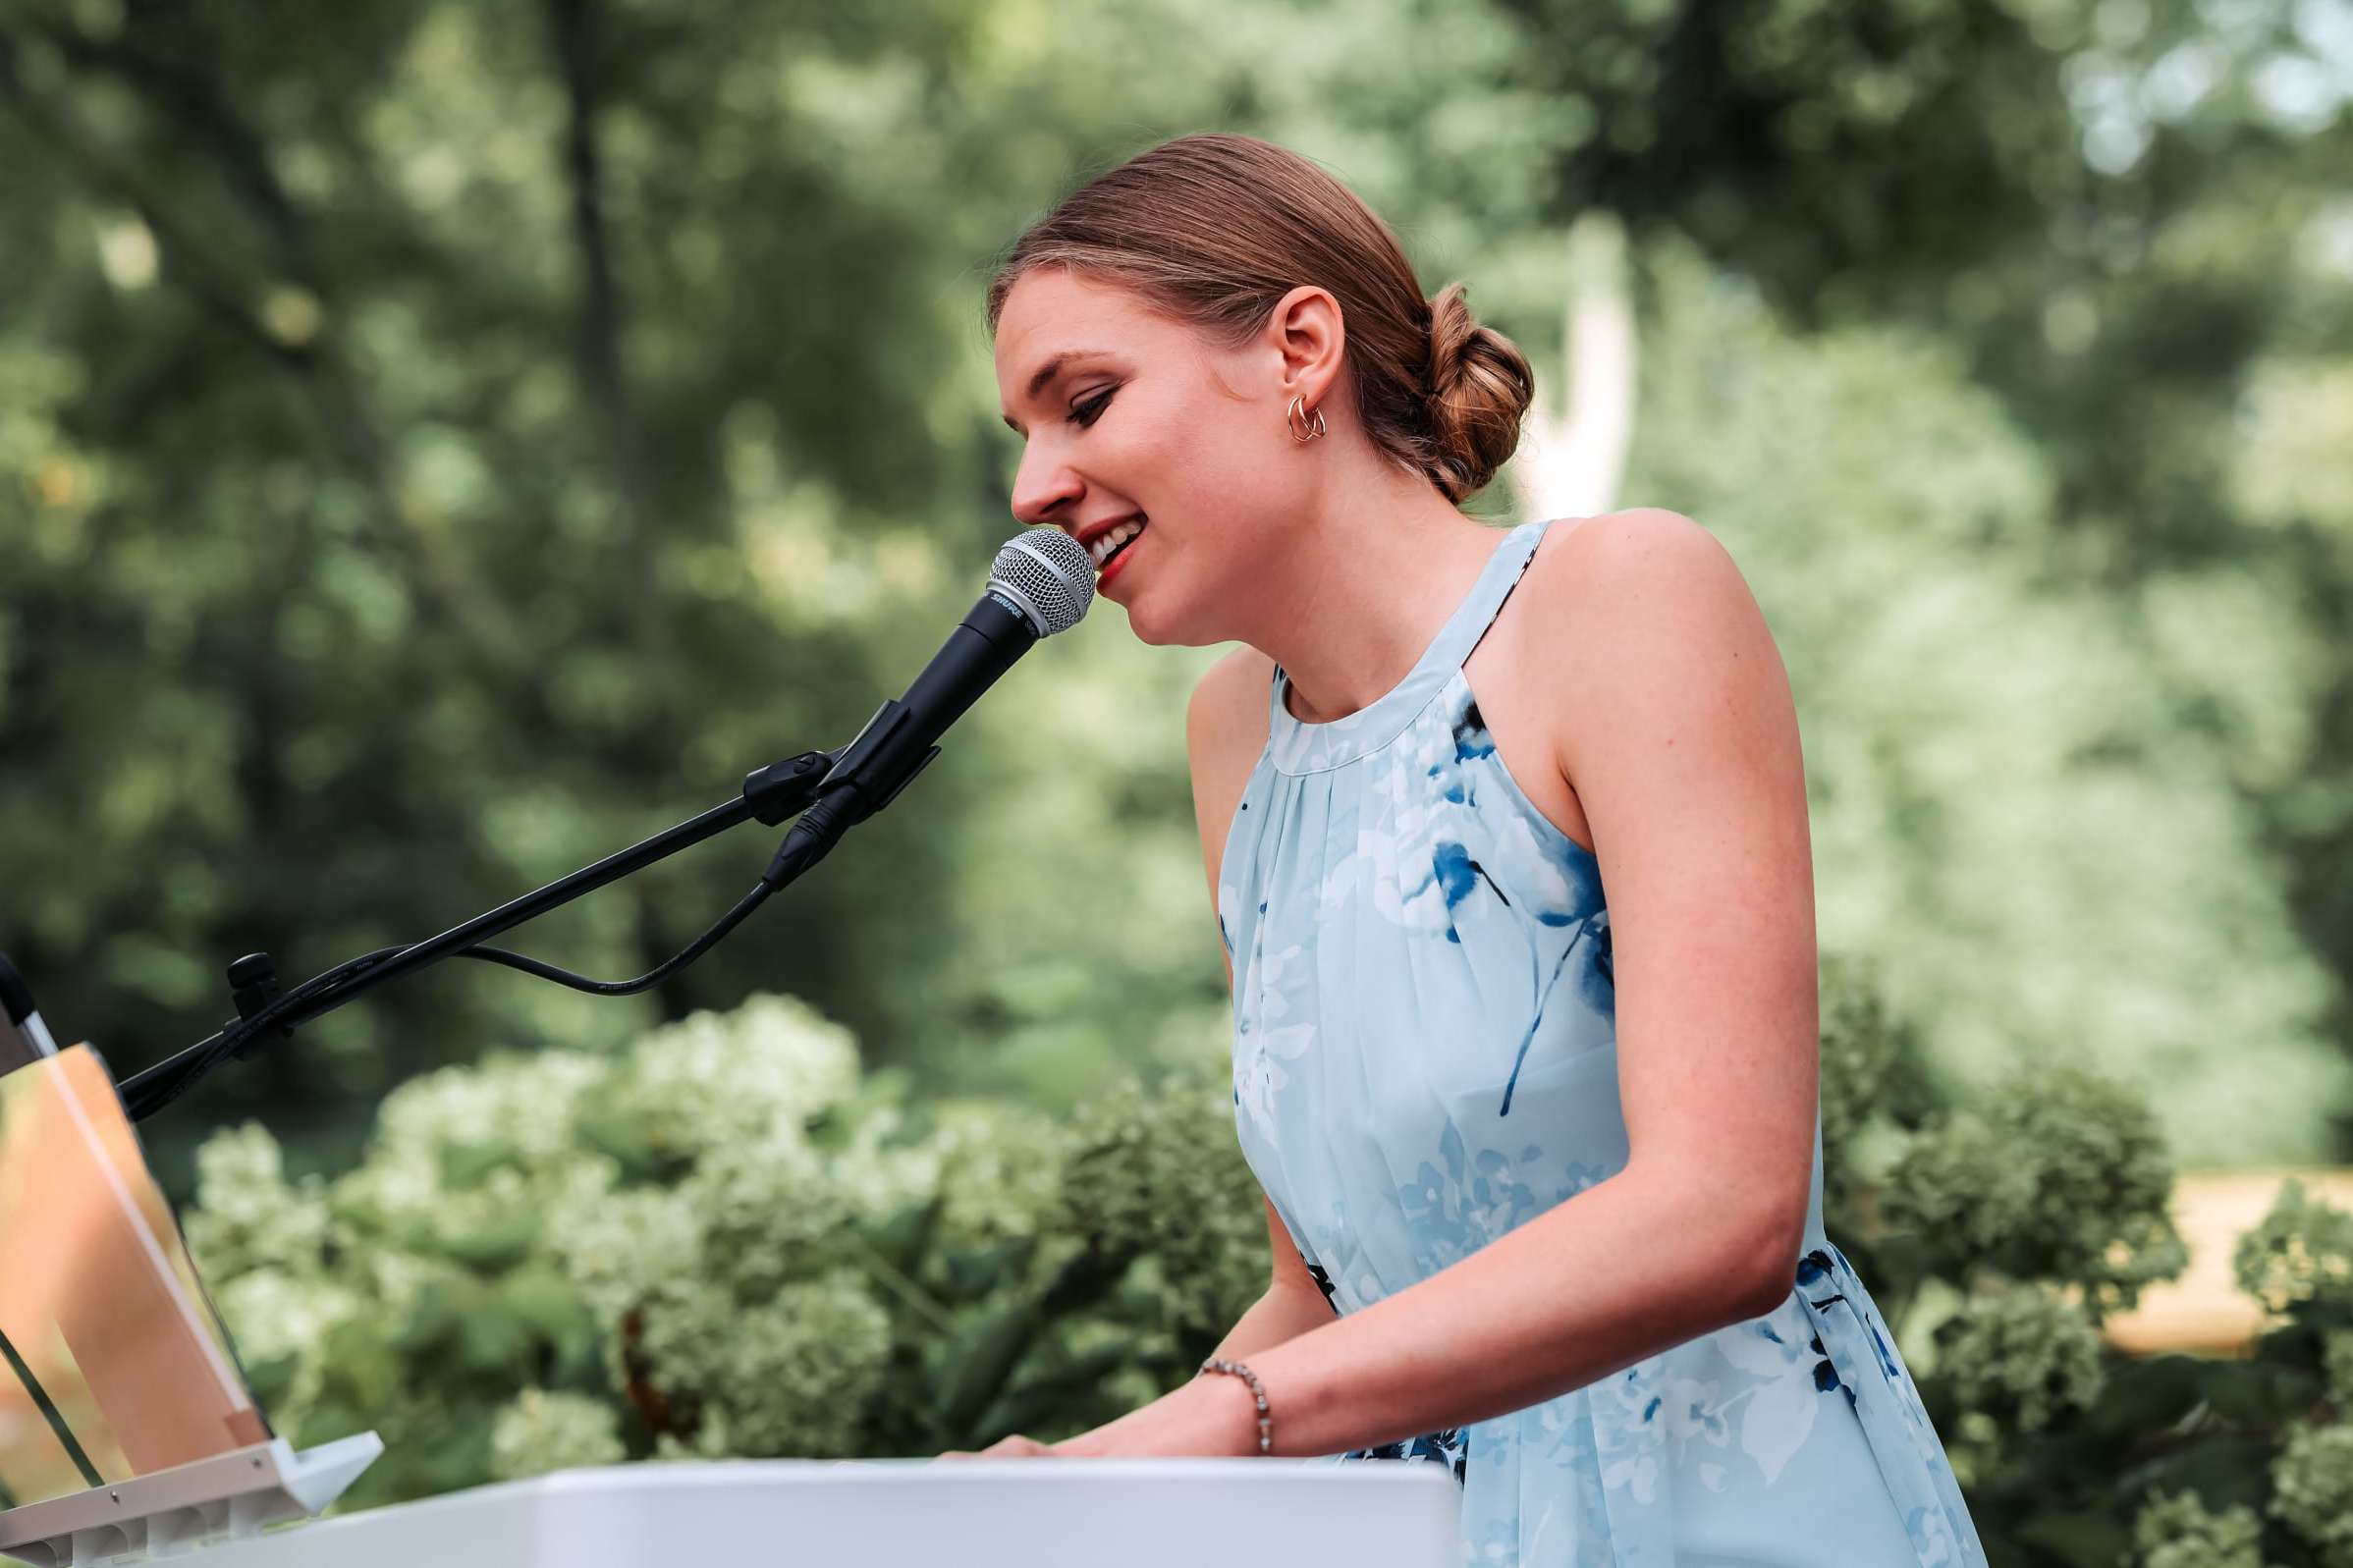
951, 132, 1986, 1567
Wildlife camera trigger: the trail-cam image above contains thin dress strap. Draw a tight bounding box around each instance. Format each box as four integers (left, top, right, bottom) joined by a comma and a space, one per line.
1418, 516, 1557, 678
1261, 518, 1559, 774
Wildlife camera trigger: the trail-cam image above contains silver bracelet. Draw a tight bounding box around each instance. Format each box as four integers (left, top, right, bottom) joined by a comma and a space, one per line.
1198, 1357, 1273, 1454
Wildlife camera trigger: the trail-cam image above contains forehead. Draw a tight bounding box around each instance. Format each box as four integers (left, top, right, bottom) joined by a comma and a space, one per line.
994, 271, 1170, 391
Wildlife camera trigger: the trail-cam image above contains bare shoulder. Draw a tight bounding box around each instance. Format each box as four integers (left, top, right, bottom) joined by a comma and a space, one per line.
1185, 645, 1276, 889
1517, 508, 1789, 770
1527, 507, 1755, 612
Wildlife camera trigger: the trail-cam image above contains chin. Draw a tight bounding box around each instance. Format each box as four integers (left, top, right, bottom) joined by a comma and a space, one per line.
1113, 568, 1219, 648
1118, 595, 1185, 648
1122, 601, 1176, 646
1127, 615, 1219, 650
1120, 576, 1236, 648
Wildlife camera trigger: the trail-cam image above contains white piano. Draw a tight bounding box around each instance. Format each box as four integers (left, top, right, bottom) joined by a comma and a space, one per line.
3, 1453, 1461, 1567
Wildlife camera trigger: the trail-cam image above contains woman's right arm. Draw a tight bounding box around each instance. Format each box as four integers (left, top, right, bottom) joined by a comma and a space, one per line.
1186, 647, 1338, 1357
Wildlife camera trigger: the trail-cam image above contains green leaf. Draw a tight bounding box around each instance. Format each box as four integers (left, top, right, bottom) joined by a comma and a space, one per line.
243, 1350, 303, 1411
391, 1279, 469, 1360
871, 1197, 942, 1275
936, 1303, 1041, 1436
498, 1264, 600, 1374
942, 1235, 1036, 1303
457, 1304, 533, 1375
319, 1319, 404, 1411
2197, 1359, 2322, 1425
2010, 1506, 2131, 1568
575, 1100, 696, 1185
2085, 1354, 2206, 1439
2123, 1433, 2275, 1514
436, 1137, 525, 1189
976, 1337, 1140, 1437
441, 1210, 542, 1271
1037, 1242, 1123, 1316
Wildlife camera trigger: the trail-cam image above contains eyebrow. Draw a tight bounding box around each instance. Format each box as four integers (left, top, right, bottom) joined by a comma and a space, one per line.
1002, 350, 1114, 432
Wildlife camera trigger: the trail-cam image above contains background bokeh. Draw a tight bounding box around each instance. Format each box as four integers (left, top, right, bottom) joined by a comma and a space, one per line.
5, 0, 2350, 1178
4, 0, 2353, 1551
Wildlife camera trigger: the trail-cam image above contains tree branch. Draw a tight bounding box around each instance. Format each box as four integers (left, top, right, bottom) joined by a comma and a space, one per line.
545, 0, 665, 654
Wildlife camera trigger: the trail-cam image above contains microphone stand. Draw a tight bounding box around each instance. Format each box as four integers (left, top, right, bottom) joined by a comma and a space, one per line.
113, 525, 1091, 1125
116, 741, 882, 1124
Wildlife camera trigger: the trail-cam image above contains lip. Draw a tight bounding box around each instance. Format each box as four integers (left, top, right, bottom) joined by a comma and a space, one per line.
1074, 512, 1146, 552
1096, 522, 1146, 590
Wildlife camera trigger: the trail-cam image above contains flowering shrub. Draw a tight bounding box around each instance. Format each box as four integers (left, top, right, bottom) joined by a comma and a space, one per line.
1814, 961, 2353, 1566
1941, 1282, 2109, 1438
182, 966, 2353, 1564
2130, 1489, 2268, 1568
184, 992, 1257, 1506
2270, 1421, 2353, 1566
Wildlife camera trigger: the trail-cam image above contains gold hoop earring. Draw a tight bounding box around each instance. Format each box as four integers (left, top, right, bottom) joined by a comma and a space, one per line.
1287, 394, 1327, 444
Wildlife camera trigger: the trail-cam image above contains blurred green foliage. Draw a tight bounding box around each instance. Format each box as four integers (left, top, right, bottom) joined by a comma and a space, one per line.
2, 0, 2348, 1175
184, 964, 2353, 1565
184, 988, 1261, 1507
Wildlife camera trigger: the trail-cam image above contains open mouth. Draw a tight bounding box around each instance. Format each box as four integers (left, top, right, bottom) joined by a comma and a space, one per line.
1091, 515, 1148, 574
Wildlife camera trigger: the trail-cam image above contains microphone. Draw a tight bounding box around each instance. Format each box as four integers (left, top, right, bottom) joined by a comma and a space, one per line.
2, 950, 61, 1072
765, 527, 1094, 883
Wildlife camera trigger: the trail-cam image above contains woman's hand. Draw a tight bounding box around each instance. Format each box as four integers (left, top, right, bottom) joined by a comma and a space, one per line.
934, 1373, 1263, 1460
935, 1433, 1057, 1460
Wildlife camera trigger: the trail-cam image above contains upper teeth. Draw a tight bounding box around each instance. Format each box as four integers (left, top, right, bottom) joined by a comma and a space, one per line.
1090, 517, 1146, 567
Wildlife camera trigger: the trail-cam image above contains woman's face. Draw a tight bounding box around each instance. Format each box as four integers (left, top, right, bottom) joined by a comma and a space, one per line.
994, 267, 1322, 647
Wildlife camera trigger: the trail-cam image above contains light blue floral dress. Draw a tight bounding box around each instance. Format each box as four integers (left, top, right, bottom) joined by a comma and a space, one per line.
1217, 517, 1987, 1567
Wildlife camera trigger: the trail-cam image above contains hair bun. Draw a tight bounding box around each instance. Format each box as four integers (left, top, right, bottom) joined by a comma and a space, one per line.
1422, 283, 1535, 503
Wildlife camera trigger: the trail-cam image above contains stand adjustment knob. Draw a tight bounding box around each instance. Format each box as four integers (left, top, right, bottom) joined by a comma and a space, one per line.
226, 952, 292, 1059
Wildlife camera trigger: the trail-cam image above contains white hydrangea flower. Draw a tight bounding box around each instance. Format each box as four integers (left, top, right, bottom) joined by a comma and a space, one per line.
212, 1269, 361, 1413
489, 1389, 627, 1481
183, 1123, 331, 1281
616, 994, 860, 1156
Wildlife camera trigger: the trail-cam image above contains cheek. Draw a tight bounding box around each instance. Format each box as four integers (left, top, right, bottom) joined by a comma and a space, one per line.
1125, 393, 1261, 485
1114, 396, 1300, 568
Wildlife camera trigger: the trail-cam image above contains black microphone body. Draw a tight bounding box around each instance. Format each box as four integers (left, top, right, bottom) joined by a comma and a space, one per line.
766, 585, 1047, 884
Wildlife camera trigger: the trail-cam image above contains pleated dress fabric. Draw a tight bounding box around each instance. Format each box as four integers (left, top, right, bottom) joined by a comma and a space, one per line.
1217, 517, 1988, 1566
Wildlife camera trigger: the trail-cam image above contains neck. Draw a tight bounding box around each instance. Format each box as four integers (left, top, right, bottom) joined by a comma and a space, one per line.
1242, 468, 1502, 725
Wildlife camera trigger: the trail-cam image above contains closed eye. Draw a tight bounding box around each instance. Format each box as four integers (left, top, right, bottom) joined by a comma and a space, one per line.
1070, 389, 1115, 427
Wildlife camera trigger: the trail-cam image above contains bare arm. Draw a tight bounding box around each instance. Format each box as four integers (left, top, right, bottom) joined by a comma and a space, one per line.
1208, 1196, 1341, 1359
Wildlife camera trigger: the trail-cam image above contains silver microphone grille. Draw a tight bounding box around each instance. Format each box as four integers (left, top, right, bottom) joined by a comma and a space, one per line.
989, 528, 1096, 636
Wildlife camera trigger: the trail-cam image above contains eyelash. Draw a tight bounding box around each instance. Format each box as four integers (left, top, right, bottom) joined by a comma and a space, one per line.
1070, 389, 1115, 427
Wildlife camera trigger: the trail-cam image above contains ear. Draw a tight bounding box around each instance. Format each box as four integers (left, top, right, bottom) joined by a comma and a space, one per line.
1262, 286, 1346, 414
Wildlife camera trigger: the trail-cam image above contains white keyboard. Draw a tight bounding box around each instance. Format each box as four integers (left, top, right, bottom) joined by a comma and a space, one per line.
118, 1458, 1461, 1567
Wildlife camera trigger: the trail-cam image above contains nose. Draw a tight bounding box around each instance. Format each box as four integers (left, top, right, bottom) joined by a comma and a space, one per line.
1010, 440, 1085, 531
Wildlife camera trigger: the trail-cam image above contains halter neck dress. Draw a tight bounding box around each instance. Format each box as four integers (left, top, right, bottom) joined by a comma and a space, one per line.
1216, 517, 1987, 1567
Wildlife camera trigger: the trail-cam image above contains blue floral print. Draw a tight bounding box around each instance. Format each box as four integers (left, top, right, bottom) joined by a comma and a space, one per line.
1219, 518, 1987, 1566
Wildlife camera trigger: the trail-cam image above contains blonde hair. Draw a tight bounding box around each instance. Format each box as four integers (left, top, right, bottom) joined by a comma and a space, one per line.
986, 133, 1535, 505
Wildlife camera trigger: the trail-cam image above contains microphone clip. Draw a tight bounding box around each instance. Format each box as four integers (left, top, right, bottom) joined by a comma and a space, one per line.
739, 749, 839, 827
225, 951, 296, 1061
811, 700, 944, 829
756, 705, 941, 892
